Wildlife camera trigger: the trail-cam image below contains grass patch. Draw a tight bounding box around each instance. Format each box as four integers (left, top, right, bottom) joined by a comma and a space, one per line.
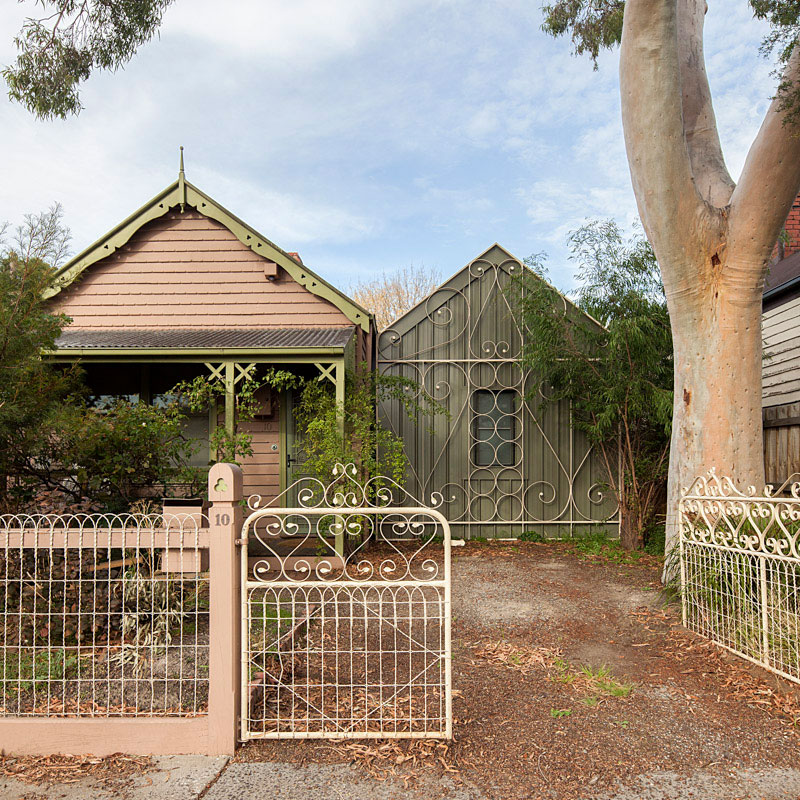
579, 664, 633, 697
549, 657, 633, 701
1, 648, 80, 693
552, 656, 577, 684
550, 708, 571, 718
518, 530, 547, 543
580, 695, 599, 707
571, 531, 648, 565
473, 642, 634, 705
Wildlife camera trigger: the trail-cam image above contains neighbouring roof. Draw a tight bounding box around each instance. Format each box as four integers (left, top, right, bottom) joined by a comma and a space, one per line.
44, 174, 373, 332
54, 326, 355, 351
765, 250, 800, 295
763, 252, 800, 314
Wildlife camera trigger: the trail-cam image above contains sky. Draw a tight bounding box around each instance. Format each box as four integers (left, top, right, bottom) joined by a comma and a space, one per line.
0, 1, 777, 293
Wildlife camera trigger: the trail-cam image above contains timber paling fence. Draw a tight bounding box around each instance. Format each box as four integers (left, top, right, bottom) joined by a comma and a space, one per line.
680, 471, 800, 685
0, 464, 242, 756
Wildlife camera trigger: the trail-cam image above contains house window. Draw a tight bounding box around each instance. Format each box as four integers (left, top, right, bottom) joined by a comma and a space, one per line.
471, 390, 518, 466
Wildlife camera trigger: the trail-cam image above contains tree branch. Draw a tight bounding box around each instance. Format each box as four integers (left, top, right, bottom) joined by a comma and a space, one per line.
729, 46, 800, 270
677, 0, 735, 209
620, 0, 706, 266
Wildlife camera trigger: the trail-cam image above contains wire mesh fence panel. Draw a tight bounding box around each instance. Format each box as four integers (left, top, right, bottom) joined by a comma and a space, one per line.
682, 546, 763, 655
245, 583, 447, 737
241, 463, 452, 740
680, 471, 800, 684
0, 513, 210, 717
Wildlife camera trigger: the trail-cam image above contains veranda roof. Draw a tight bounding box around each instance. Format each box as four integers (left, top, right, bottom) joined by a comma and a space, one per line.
54, 326, 355, 351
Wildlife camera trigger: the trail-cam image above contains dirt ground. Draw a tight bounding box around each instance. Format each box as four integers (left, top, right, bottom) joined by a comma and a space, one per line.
238, 540, 800, 799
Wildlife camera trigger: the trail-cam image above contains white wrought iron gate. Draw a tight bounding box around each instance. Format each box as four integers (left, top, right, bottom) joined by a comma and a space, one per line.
240, 464, 452, 740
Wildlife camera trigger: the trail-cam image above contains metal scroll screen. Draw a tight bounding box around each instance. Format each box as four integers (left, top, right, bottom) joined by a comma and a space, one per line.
377, 250, 619, 539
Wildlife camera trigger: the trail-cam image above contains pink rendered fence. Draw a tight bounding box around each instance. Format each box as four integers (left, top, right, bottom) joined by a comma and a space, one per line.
0, 464, 242, 756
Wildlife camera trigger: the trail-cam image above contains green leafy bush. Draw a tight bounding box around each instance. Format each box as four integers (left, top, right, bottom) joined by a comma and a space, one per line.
513, 220, 672, 550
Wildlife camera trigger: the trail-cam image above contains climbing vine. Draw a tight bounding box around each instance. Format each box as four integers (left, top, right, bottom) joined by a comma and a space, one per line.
173, 368, 302, 463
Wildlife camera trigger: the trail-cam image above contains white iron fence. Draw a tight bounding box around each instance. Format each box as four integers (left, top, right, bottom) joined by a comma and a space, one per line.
679, 471, 800, 684
241, 463, 452, 740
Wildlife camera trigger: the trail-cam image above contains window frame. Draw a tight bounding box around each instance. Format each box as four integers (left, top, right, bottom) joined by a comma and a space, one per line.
471, 388, 518, 467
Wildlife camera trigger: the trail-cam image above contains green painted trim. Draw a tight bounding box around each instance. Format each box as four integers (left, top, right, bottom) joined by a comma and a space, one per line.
44, 346, 346, 359
45, 179, 374, 332
334, 358, 346, 559
279, 390, 288, 493
224, 362, 235, 435
334, 359, 345, 440
44, 182, 181, 300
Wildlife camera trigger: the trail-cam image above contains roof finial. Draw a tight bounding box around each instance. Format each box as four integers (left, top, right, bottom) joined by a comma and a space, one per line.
178, 145, 186, 213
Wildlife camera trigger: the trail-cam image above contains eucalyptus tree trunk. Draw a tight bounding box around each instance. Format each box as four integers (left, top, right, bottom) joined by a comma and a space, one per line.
619, 0, 800, 568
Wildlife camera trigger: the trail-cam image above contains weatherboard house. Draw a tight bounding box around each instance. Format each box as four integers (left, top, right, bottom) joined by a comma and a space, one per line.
45, 164, 376, 503
45, 166, 617, 537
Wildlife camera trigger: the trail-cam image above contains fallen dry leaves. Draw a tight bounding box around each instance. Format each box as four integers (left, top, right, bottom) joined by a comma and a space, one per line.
471, 639, 632, 702
633, 606, 800, 730
0, 752, 153, 786
329, 738, 464, 787
471, 640, 557, 674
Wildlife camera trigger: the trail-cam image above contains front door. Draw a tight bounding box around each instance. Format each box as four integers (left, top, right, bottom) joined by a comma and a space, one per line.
284, 388, 308, 504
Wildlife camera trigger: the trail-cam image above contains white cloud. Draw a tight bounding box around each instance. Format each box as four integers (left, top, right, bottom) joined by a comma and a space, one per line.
161, 0, 425, 64
190, 167, 377, 246
0, 0, 788, 291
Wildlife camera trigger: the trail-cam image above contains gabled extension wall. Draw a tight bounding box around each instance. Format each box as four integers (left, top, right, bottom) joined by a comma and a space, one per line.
377, 245, 619, 540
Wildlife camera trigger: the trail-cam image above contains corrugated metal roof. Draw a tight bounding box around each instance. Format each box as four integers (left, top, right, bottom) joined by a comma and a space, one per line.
54, 327, 355, 350
765, 250, 800, 294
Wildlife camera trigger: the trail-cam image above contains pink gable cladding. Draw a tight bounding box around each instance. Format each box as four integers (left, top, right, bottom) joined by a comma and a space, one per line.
51, 209, 353, 330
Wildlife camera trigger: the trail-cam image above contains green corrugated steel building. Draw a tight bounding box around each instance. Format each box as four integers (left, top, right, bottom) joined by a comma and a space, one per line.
377, 244, 619, 539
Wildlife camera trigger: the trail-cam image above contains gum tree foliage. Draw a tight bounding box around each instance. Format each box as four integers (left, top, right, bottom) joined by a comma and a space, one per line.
542, 1, 800, 568
4, 0, 175, 119
516, 220, 672, 551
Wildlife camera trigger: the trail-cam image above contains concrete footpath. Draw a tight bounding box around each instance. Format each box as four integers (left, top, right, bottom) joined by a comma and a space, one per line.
4, 757, 800, 800
0, 756, 480, 800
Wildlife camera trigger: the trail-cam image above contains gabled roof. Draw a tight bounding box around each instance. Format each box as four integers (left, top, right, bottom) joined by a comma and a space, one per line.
45, 176, 373, 332
384, 242, 603, 337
